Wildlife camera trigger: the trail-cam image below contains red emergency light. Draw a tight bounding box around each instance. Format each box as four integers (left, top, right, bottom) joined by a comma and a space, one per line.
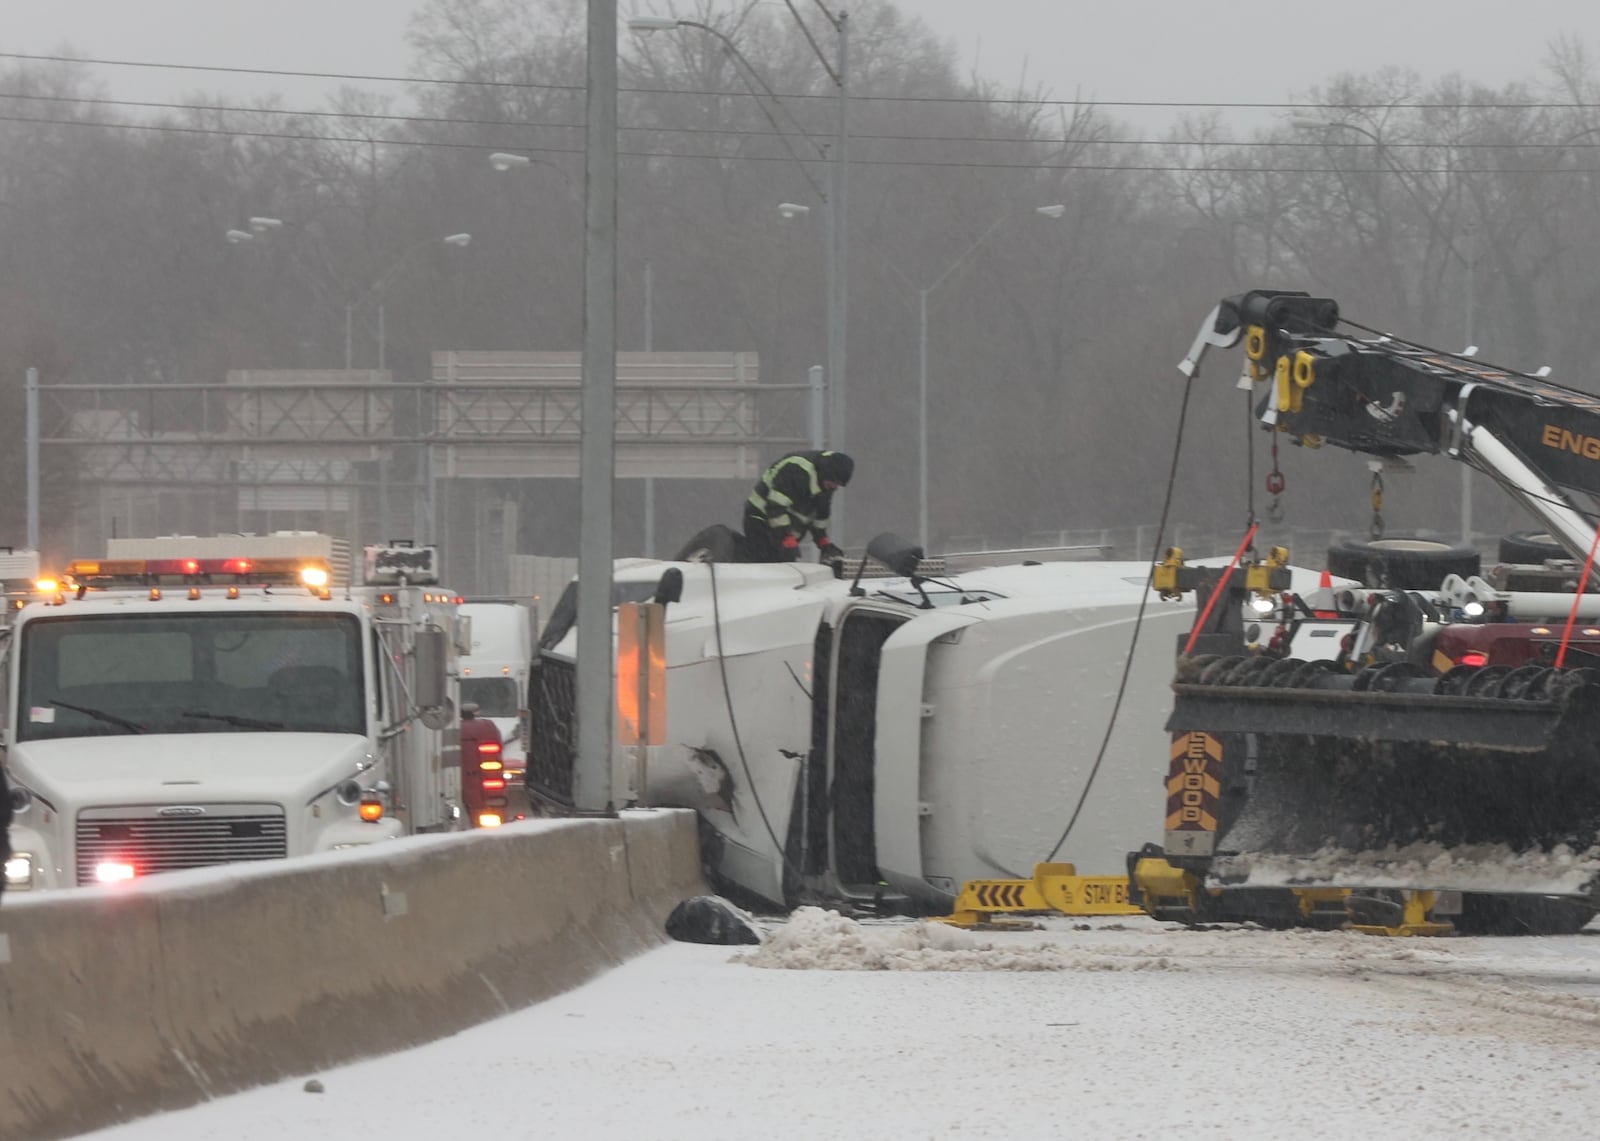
64, 556, 328, 590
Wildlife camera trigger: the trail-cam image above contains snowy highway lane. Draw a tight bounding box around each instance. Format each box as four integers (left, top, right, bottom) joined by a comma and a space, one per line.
89, 910, 1600, 1140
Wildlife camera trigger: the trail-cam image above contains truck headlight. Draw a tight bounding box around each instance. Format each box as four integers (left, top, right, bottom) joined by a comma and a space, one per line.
4, 852, 34, 889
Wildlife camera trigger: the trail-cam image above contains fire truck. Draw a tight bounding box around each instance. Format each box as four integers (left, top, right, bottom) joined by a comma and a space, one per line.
1, 536, 470, 893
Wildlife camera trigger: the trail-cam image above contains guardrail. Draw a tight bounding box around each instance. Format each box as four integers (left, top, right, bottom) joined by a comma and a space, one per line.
0, 810, 704, 1141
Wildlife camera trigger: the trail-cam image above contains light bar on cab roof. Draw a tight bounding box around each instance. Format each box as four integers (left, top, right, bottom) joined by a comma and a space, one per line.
64, 556, 332, 588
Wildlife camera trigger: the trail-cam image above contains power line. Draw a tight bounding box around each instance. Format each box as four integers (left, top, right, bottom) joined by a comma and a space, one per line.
5, 90, 1600, 154
6, 110, 1600, 176
5, 49, 1600, 112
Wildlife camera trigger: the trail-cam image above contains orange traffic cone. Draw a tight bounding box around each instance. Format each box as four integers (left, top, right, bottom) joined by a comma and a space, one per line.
1313, 569, 1338, 618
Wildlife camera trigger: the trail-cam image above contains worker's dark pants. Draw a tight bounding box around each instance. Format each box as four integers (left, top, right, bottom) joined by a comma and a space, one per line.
742, 509, 798, 563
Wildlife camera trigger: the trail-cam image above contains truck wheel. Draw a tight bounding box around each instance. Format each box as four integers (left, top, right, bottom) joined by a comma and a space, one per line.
1453, 893, 1597, 936
1324, 536, 1480, 590
1497, 530, 1567, 564
672, 524, 741, 563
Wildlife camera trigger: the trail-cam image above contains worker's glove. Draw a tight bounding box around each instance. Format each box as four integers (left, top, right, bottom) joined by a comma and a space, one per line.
780, 533, 801, 556
817, 539, 846, 577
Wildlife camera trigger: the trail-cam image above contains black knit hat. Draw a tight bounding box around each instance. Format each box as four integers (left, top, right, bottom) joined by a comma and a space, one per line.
818, 451, 854, 486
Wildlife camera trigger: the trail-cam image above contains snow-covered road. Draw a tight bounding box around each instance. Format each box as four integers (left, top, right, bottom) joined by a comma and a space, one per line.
88, 910, 1600, 1140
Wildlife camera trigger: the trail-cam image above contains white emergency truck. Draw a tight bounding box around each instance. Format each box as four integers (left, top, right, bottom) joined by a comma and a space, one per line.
1, 536, 470, 892
458, 600, 534, 826
457, 600, 534, 770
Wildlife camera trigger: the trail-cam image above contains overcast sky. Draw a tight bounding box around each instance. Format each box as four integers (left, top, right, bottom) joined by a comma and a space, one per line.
2, 1, 1591, 131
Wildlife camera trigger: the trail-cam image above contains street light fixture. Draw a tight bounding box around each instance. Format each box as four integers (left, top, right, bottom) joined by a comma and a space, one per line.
913, 204, 1066, 550
489, 152, 532, 172
248, 216, 284, 233
778, 202, 811, 219
626, 16, 679, 32
225, 229, 254, 244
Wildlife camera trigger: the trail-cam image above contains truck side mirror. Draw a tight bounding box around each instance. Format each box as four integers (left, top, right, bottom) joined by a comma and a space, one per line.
866, 532, 926, 579
653, 566, 684, 606
414, 627, 450, 713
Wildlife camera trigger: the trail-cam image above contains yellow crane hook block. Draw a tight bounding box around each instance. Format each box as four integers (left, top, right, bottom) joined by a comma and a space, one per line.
932, 863, 1145, 929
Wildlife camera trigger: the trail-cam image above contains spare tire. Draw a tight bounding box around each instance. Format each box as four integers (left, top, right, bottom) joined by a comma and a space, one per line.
672, 524, 742, 563
1497, 529, 1569, 564
1325, 536, 1480, 591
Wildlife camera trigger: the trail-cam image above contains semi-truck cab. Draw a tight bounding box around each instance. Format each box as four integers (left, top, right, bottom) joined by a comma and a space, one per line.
1, 536, 470, 893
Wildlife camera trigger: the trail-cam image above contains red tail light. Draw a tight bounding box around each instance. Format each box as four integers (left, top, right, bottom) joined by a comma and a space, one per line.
477, 741, 501, 756
481, 776, 507, 792
1459, 650, 1489, 667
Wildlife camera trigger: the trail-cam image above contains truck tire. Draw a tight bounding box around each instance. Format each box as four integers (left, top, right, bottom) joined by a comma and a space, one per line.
1324, 536, 1480, 591
1452, 893, 1597, 936
1497, 530, 1567, 564
672, 524, 742, 563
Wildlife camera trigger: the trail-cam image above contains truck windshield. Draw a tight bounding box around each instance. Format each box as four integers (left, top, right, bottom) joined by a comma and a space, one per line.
17, 612, 365, 740
461, 676, 520, 717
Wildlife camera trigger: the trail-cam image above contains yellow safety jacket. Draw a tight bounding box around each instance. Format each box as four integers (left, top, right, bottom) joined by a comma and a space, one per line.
746, 451, 835, 542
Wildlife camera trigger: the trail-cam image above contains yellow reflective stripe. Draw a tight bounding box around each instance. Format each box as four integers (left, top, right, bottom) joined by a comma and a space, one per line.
767, 513, 792, 527
767, 488, 795, 508
767, 455, 822, 497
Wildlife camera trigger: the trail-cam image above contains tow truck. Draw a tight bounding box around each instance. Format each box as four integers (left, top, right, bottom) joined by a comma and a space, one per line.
1135, 289, 1600, 934
1, 536, 470, 892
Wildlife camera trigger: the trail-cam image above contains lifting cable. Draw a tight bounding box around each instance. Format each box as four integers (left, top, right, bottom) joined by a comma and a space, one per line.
1043, 369, 1199, 863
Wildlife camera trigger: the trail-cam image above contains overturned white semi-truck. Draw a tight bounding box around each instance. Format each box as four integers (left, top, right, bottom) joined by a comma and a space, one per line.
526, 539, 1329, 912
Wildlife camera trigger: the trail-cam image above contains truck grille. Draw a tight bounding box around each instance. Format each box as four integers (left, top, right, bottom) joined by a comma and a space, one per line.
75, 804, 288, 885
526, 653, 576, 809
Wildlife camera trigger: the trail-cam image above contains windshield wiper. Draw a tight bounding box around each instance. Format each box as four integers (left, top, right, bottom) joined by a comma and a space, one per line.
50, 698, 145, 734
180, 710, 285, 731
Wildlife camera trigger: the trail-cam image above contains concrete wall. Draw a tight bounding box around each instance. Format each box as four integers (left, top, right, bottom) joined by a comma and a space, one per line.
0, 810, 703, 1141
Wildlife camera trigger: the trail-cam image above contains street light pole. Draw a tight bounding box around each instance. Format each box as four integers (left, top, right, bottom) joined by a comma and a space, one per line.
912, 205, 1064, 550
1293, 117, 1479, 544
830, 12, 851, 540
574, 0, 619, 814
629, 8, 848, 532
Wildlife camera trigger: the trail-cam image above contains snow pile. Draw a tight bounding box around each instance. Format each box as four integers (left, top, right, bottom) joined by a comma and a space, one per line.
1215, 841, 1600, 895
733, 907, 1179, 972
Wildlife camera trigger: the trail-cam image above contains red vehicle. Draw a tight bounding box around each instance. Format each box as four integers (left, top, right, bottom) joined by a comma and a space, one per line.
459, 705, 511, 828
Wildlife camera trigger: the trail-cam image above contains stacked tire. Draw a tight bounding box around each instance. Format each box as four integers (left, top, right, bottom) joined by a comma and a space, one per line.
1324, 536, 1481, 591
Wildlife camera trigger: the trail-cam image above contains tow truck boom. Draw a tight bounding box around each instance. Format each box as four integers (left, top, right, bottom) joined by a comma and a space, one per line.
1184, 289, 1600, 565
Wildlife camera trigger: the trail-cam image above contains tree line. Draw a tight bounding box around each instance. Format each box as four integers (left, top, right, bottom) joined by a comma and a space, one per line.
2, 0, 1597, 563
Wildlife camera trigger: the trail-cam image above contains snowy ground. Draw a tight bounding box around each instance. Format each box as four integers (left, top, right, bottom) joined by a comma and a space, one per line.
87, 910, 1600, 1140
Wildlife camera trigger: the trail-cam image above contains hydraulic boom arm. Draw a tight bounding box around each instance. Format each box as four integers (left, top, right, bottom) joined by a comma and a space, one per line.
1182, 290, 1600, 562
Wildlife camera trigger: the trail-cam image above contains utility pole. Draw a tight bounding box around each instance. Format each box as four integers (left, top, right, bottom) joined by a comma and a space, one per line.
826, 10, 850, 542
643, 258, 655, 558
574, 0, 619, 814
26, 366, 39, 552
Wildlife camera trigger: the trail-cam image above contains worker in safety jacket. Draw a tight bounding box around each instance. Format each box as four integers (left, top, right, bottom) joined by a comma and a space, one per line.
743, 450, 854, 564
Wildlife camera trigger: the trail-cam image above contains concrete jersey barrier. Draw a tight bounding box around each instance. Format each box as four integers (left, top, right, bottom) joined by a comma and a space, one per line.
0, 809, 704, 1141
